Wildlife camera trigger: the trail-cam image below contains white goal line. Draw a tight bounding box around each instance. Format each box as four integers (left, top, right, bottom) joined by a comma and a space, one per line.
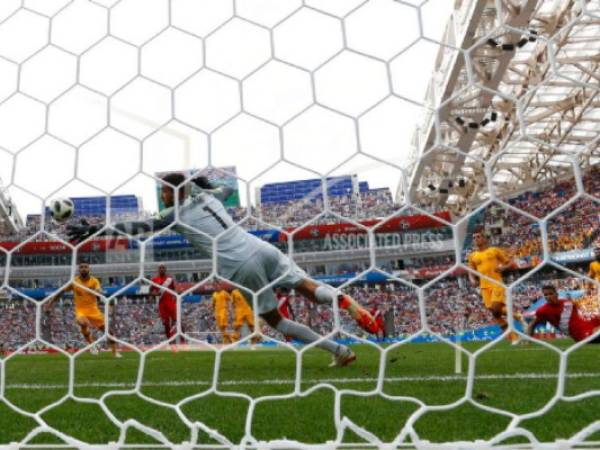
5, 372, 600, 391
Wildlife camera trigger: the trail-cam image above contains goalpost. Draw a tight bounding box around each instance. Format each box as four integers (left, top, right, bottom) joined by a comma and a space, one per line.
0, 0, 599, 449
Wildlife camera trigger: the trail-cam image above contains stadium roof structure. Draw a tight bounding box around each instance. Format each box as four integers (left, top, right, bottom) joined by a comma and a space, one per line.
0, 176, 23, 236
407, 0, 600, 213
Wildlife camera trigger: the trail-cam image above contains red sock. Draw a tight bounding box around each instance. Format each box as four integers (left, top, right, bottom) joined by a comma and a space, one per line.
358, 314, 379, 334
338, 295, 351, 309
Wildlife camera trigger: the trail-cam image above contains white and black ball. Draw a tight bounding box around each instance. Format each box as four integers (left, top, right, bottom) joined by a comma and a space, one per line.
49, 198, 75, 222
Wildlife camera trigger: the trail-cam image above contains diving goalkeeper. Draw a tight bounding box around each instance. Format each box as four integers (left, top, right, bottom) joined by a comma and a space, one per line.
67, 173, 379, 367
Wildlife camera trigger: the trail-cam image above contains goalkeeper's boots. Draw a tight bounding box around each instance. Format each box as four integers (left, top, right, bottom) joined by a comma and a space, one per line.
338, 295, 379, 334
329, 347, 356, 368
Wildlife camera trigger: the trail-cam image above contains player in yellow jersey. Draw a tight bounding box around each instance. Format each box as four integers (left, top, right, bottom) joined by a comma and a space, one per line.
231, 289, 261, 346
212, 289, 232, 344
588, 245, 600, 305
468, 230, 526, 344
588, 246, 600, 283
45, 261, 121, 357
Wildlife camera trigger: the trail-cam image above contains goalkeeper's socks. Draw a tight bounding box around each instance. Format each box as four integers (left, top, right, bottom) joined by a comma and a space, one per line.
314, 287, 378, 335
315, 285, 337, 305
275, 318, 340, 355
338, 295, 378, 333
338, 295, 379, 333
357, 311, 380, 334
338, 295, 352, 311
314, 285, 368, 313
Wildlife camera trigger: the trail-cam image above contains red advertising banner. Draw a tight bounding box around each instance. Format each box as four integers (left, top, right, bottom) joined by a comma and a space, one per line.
0, 212, 451, 254
0, 238, 130, 255
285, 211, 451, 241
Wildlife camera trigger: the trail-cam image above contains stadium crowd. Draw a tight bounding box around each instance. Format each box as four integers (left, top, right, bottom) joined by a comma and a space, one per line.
1, 190, 404, 242
255, 190, 400, 228
2, 266, 594, 352
2, 168, 596, 260
464, 167, 599, 258
0, 167, 598, 353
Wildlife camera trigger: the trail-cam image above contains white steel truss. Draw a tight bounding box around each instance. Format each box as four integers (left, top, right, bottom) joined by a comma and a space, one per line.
407, 0, 600, 212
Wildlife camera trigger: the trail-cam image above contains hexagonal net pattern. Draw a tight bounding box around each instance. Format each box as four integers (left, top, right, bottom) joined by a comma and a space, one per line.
0, 0, 598, 449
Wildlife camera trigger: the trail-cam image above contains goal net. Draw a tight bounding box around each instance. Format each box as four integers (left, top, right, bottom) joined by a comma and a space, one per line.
0, 0, 599, 449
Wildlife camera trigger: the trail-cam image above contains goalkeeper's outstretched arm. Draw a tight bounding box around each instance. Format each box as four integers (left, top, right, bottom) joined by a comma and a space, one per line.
192, 176, 234, 203
201, 185, 234, 202
66, 175, 233, 243
112, 212, 175, 236
67, 210, 176, 243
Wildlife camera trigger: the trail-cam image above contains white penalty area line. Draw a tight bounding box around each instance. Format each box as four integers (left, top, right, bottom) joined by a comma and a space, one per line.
5, 372, 600, 391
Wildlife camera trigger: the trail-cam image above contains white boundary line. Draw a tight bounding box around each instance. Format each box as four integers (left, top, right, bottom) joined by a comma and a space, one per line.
5, 372, 600, 390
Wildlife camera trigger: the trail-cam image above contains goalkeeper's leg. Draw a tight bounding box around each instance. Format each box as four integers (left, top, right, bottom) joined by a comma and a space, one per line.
295, 280, 379, 334
237, 245, 378, 334
261, 309, 355, 366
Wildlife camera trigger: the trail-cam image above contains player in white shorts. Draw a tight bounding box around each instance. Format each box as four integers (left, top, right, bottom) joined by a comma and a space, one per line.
67, 172, 379, 367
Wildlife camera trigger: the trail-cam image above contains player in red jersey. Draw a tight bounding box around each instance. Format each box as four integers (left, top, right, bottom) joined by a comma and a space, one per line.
369, 306, 385, 340
276, 288, 293, 320
527, 285, 600, 343
150, 264, 185, 348
276, 288, 293, 341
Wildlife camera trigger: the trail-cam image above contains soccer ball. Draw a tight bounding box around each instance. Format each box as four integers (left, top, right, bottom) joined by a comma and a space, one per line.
49, 198, 75, 222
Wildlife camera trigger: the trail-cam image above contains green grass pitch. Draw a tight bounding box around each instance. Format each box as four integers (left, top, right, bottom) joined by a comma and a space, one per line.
1, 340, 600, 446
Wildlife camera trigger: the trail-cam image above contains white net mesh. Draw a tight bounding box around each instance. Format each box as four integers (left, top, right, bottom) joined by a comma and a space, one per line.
0, 0, 599, 448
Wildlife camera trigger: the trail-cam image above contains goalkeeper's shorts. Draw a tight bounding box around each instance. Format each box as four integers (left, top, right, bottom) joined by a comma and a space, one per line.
231, 244, 306, 315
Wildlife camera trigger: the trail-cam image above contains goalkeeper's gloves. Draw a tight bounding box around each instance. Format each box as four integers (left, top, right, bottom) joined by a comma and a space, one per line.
66, 219, 101, 244
192, 175, 215, 190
